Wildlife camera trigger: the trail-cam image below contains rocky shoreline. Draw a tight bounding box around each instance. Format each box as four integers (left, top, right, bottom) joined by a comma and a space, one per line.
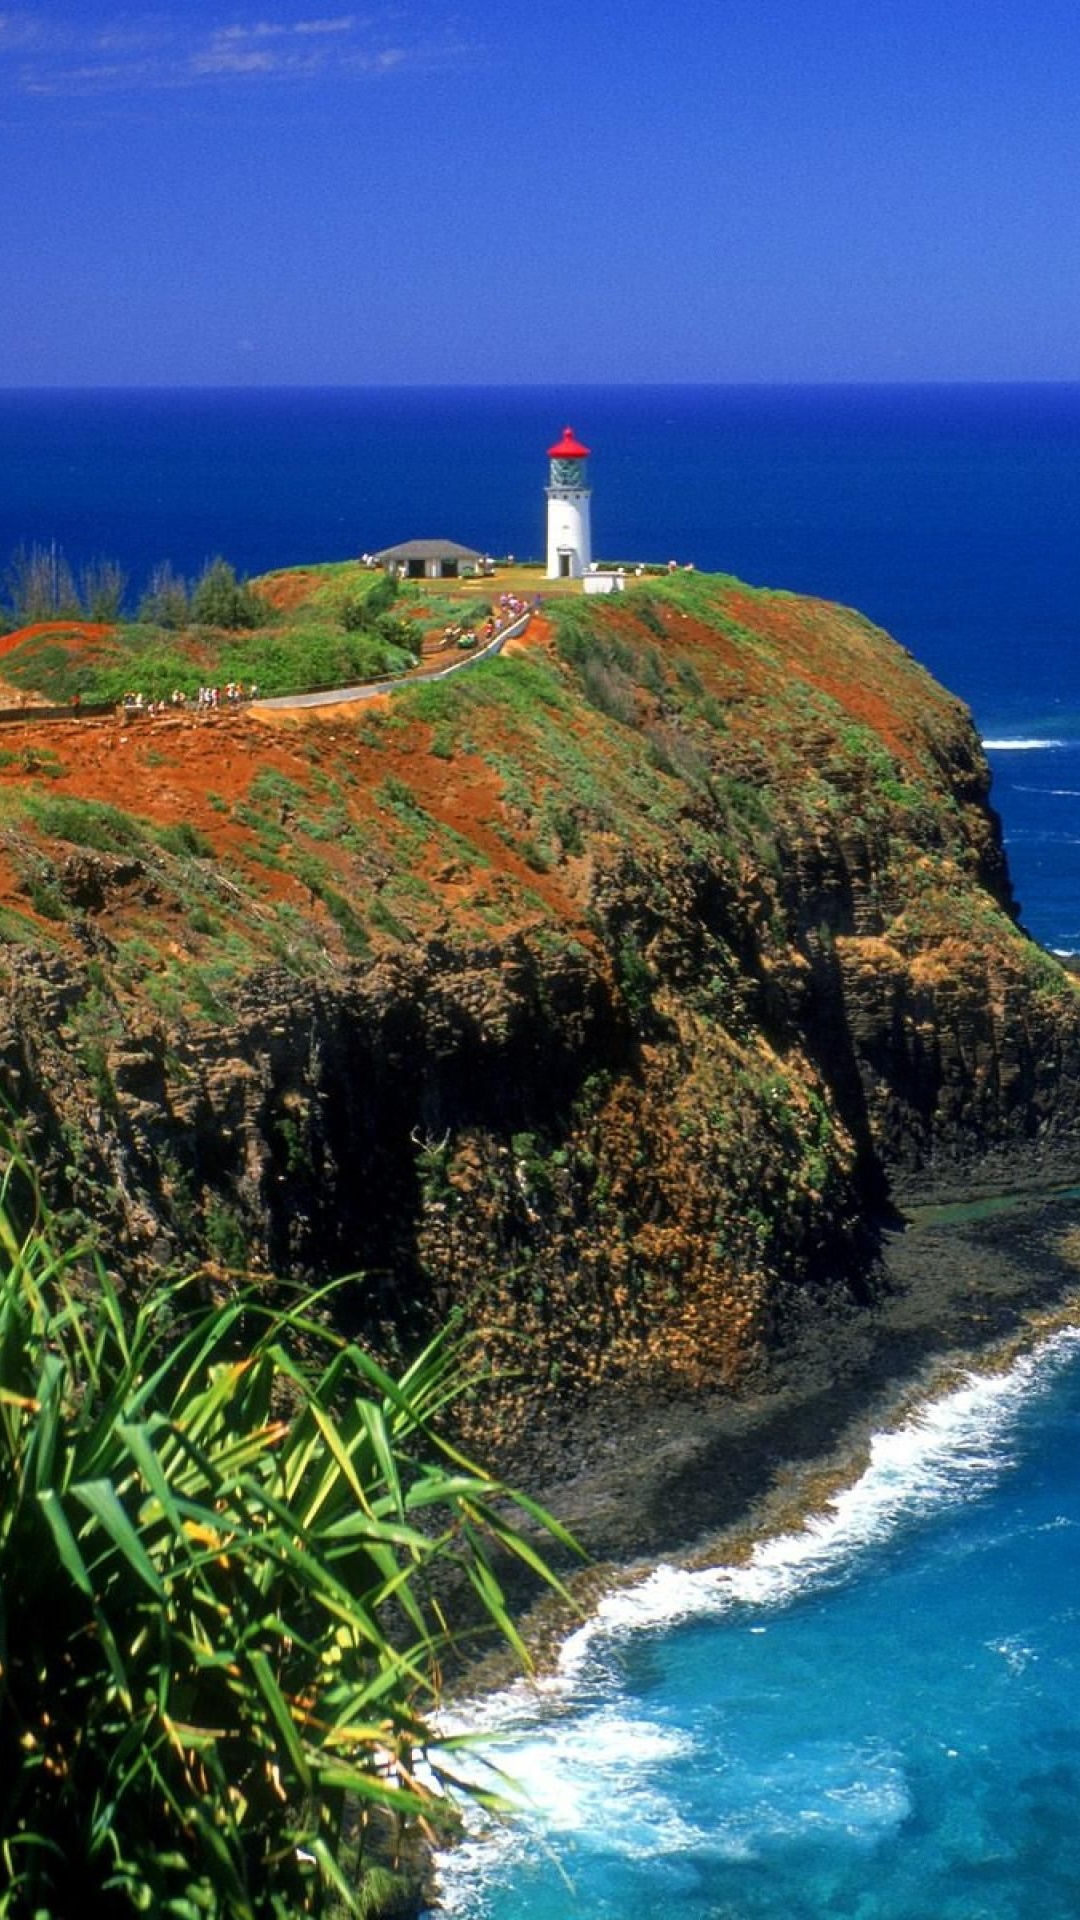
418, 1179, 1080, 1920
4, 572, 1080, 1692
479, 1179, 1080, 1672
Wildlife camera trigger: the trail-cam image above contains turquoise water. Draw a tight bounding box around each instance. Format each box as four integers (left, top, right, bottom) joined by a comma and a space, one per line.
437, 1336, 1080, 1918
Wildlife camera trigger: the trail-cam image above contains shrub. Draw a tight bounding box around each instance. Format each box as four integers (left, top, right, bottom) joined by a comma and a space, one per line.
340, 594, 371, 633
578, 653, 638, 726
155, 819, 215, 859
23, 793, 147, 854
0, 1139, 577, 1917
191, 558, 265, 631
2, 641, 96, 704
340, 577, 400, 633
617, 936, 654, 1022
363, 573, 398, 619
340, 595, 417, 667
219, 625, 411, 700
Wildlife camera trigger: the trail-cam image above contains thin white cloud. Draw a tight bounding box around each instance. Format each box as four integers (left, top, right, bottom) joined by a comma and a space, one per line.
215, 21, 292, 40
0, 8, 473, 96
293, 17, 358, 34
213, 18, 356, 41
92, 23, 170, 53
343, 44, 406, 72
190, 45, 309, 75
0, 11, 52, 49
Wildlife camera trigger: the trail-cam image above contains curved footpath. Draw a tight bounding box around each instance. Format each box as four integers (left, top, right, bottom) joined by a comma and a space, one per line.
0, 609, 533, 725
250, 607, 532, 712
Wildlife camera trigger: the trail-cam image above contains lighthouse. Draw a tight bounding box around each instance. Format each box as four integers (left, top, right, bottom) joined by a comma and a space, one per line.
545, 426, 592, 579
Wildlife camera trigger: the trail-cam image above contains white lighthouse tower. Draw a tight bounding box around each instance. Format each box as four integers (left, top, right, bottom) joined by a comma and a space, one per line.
545, 426, 592, 579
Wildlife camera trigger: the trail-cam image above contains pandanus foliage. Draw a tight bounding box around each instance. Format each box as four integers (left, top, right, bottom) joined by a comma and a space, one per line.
0, 1141, 575, 1917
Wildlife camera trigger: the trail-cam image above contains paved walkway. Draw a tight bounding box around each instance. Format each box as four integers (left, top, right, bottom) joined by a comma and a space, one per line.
250, 608, 532, 713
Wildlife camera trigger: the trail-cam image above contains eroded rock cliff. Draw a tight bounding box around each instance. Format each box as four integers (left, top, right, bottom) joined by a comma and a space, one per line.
1, 573, 1077, 1427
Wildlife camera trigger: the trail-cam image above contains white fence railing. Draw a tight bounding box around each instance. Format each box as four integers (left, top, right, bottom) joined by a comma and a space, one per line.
252, 609, 533, 713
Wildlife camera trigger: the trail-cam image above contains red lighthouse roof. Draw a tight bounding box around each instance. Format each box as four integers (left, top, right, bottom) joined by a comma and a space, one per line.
547, 425, 590, 459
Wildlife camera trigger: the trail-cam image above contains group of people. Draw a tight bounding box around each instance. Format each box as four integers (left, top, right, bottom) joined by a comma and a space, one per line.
496, 591, 533, 619
118, 682, 258, 716
438, 592, 535, 654
109, 588, 542, 719
195, 682, 257, 709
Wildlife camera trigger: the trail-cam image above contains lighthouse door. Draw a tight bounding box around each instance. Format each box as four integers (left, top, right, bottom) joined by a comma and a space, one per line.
558, 552, 572, 578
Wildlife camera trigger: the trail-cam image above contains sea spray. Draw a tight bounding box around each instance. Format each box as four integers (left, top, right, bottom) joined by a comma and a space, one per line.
433, 1325, 1080, 1918
982, 738, 1068, 750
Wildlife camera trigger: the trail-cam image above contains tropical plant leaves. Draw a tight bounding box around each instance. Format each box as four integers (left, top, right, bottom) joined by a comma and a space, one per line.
0, 1131, 581, 1917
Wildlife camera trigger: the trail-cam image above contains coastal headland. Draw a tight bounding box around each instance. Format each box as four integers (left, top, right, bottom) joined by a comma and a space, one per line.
2, 565, 1080, 1573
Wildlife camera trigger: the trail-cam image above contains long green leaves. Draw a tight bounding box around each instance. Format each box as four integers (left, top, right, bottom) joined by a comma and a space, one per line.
0, 1137, 579, 1917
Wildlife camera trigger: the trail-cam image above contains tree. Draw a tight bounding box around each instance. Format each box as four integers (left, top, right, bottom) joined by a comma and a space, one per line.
138, 561, 190, 629
339, 576, 416, 658
190, 557, 266, 630
340, 593, 371, 633
364, 572, 399, 619
80, 557, 127, 622
4, 542, 82, 625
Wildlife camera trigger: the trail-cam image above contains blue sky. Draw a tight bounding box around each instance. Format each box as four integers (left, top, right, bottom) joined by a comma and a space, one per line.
3, 0, 1079, 384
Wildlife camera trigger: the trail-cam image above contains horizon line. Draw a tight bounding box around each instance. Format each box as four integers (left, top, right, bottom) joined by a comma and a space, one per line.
3, 378, 1080, 395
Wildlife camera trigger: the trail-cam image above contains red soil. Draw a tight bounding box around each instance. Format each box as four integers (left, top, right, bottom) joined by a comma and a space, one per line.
251, 573, 318, 614
721, 590, 945, 770
0, 594, 955, 954
0, 621, 114, 659
0, 613, 590, 945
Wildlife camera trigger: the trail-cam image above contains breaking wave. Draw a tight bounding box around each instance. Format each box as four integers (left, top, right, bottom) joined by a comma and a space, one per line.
982, 737, 1067, 751
433, 1327, 1080, 1917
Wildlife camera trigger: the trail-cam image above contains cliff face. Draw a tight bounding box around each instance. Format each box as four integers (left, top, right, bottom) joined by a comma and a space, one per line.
1, 573, 1078, 1421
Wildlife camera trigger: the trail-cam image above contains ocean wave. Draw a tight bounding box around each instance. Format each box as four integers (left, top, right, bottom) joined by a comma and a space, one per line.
561, 1332, 1080, 1654
1012, 785, 1080, 797
434, 1718, 910, 1909
982, 737, 1068, 751
433, 1328, 1080, 1911
432, 1708, 710, 1911
454, 1334, 1080, 1702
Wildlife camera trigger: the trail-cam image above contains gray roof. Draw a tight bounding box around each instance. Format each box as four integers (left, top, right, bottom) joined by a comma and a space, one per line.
373, 538, 484, 563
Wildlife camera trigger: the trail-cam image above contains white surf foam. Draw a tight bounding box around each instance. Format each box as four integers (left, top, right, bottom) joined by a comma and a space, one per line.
558, 1330, 1080, 1658
982, 737, 1067, 751
435, 1716, 911, 1909
447, 1704, 695, 1831
433, 1327, 1080, 1912
432, 1708, 709, 1911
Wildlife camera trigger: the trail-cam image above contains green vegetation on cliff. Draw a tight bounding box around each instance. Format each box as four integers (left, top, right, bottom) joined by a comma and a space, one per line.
0, 569, 1076, 1439
0, 561, 425, 705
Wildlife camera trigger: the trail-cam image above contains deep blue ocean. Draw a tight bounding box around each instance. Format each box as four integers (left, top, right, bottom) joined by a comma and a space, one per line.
5, 386, 1080, 1917
3, 384, 1080, 950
